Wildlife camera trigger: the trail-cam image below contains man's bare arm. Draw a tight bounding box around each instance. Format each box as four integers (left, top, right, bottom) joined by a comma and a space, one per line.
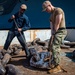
54, 14, 62, 33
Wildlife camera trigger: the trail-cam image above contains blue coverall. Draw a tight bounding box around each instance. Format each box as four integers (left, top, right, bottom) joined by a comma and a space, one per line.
4, 12, 31, 57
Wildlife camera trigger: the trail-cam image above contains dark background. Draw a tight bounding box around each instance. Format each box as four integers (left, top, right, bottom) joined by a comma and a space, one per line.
0, 0, 75, 29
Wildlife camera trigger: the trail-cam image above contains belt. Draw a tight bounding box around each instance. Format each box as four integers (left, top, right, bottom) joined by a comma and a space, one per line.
58, 27, 66, 30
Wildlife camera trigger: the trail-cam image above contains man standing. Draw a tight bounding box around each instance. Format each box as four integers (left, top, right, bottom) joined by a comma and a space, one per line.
3, 4, 31, 58
42, 1, 67, 73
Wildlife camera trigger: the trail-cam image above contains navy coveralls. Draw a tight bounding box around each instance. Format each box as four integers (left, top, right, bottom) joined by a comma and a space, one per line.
4, 12, 31, 57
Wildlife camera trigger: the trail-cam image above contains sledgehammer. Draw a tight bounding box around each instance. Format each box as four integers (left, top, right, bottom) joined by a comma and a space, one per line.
13, 19, 26, 45
13, 19, 30, 57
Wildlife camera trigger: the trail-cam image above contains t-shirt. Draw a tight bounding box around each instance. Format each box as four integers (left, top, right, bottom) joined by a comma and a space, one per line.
50, 7, 66, 28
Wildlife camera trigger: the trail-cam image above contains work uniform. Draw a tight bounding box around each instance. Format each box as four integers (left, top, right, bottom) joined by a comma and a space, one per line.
49, 8, 67, 66
4, 12, 31, 57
